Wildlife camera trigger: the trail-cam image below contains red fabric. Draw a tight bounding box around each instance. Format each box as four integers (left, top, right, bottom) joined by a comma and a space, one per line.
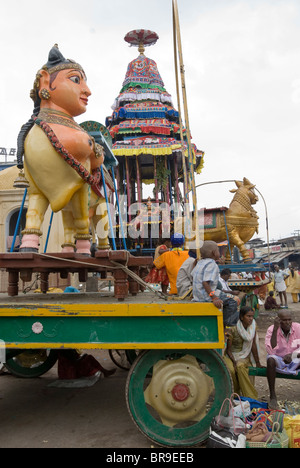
145, 266, 169, 285
57, 353, 103, 379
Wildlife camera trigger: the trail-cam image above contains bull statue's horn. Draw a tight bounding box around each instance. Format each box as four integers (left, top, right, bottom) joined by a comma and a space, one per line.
234, 180, 242, 188
243, 177, 255, 188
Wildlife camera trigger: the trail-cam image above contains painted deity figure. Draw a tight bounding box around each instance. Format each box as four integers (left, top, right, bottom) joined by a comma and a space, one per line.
16, 45, 106, 254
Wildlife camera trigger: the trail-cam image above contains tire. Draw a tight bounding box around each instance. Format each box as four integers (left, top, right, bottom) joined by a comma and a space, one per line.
5, 349, 58, 378
126, 349, 233, 447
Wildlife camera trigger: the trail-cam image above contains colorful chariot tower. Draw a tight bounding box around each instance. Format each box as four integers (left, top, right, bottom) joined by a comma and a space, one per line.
106, 30, 204, 252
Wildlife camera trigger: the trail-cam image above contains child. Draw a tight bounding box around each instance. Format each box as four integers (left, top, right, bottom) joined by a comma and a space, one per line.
264, 291, 279, 311
192, 240, 239, 327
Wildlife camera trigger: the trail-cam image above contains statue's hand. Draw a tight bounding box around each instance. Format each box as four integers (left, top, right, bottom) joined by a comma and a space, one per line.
91, 142, 104, 169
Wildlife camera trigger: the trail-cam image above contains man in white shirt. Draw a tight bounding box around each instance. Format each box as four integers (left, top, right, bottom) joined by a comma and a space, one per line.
219, 269, 240, 296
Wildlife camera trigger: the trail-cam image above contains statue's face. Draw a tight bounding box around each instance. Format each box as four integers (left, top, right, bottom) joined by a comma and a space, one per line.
41, 68, 91, 117
248, 187, 258, 205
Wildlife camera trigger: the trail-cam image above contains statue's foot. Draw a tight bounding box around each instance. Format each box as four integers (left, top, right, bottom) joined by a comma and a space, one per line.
76, 240, 91, 256
19, 234, 39, 252
61, 243, 76, 254
62, 246, 75, 253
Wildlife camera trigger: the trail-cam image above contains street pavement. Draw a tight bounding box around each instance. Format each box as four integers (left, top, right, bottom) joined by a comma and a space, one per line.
0, 350, 150, 449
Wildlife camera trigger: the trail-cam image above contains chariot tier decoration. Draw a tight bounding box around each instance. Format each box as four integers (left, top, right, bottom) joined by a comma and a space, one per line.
107, 29, 204, 252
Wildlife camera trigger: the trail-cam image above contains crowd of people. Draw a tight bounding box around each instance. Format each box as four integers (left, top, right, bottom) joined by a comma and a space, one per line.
261, 264, 300, 314
146, 236, 300, 409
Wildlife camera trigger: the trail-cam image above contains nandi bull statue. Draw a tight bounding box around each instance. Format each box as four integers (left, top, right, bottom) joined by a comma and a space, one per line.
175, 177, 259, 263
16, 44, 113, 254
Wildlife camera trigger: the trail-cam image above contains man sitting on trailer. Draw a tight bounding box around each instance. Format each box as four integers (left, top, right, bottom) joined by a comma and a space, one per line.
219, 269, 240, 297
176, 249, 198, 298
153, 234, 189, 295
192, 241, 239, 327
265, 310, 300, 409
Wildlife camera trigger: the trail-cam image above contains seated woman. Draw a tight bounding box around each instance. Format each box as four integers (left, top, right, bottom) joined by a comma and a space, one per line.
224, 306, 263, 399
264, 291, 279, 311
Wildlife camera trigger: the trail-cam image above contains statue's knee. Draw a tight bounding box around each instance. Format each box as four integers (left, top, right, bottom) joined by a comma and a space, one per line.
74, 218, 89, 232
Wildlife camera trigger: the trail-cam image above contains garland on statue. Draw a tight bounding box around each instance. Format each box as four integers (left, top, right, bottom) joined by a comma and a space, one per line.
32, 116, 102, 187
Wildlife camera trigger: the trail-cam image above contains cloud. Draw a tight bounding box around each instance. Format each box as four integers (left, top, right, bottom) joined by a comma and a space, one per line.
179, 1, 300, 239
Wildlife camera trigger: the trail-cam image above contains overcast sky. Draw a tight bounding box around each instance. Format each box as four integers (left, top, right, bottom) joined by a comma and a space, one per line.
1, 0, 299, 242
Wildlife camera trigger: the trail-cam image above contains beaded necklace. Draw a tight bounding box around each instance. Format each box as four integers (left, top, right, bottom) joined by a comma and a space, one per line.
38, 108, 85, 132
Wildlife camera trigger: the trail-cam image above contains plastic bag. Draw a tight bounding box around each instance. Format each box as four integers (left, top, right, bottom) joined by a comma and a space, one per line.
233, 399, 252, 418
207, 422, 246, 449
216, 414, 249, 433
215, 394, 250, 435
208, 394, 249, 448
238, 396, 268, 410
284, 415, 300, 448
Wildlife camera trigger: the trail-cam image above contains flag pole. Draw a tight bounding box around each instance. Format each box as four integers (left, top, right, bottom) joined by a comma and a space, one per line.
172, 0, 201, 258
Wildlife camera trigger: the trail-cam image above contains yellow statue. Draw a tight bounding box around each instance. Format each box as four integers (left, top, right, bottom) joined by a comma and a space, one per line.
16, 45, 110, 254
175, 177, 259, 263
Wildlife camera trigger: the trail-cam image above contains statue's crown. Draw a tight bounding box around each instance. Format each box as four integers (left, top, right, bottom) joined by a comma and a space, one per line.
42, 44, 85, 75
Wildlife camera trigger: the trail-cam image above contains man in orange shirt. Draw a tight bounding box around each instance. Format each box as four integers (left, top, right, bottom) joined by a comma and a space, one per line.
153, 234, 189, 295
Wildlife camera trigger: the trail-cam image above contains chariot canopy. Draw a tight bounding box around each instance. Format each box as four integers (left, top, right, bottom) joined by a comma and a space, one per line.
107, 29, 204, 251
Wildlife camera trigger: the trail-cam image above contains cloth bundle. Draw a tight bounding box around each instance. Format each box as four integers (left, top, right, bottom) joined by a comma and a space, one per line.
245, 408, 288, 448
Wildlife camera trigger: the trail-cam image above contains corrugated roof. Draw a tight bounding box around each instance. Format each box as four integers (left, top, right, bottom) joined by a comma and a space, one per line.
259, 250, 299, 264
